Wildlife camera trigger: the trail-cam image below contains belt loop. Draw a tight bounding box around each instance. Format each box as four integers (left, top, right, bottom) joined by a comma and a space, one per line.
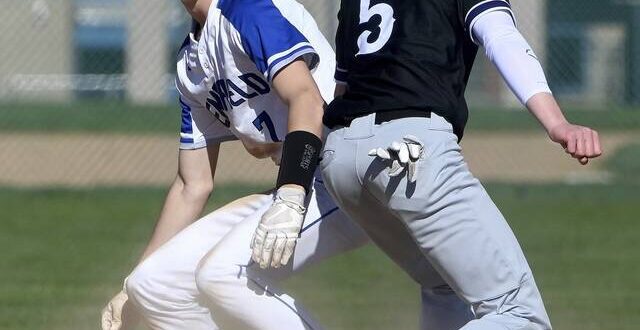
344, 113, 375, 140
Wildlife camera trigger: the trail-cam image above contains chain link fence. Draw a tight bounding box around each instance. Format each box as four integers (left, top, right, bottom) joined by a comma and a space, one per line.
1, 0, 638, 187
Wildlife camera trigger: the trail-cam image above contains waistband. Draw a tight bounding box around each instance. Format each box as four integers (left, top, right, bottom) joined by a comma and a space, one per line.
329, 109, 431, 128
346, 111, 453, 132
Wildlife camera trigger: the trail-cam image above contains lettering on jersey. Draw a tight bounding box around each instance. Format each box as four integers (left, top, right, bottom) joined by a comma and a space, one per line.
253, 111, 280, 142
206, 73, 271, 128
241, 73, 270, 95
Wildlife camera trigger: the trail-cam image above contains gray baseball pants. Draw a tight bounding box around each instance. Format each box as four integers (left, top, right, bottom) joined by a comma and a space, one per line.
320, 113, 552, 330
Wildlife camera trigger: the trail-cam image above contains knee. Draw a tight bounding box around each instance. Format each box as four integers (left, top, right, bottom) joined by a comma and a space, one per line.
194, 254, 240, 305
126, 261, 170, 310
462, 316, 548, 330
468, 281, 552, 330
466, 307, 551, 330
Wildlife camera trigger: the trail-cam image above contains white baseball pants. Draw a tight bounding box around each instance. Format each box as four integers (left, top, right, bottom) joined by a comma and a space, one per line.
126, 179, 474, 329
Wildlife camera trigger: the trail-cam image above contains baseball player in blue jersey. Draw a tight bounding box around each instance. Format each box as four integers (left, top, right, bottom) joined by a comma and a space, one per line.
100, 0, 369, 328
102, 0, 478, 329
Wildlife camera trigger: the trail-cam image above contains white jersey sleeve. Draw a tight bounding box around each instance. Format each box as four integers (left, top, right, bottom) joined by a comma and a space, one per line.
471, 10, 552, 105
218, 0, 320, 81
178, 95, 237, 150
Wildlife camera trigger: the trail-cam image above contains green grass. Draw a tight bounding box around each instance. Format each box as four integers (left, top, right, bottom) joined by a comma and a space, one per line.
2, 102, 640, 134
466, 106, 640, 132
0, 102, 178, 134
0, 183, 638, 329
605, 143, 640, 183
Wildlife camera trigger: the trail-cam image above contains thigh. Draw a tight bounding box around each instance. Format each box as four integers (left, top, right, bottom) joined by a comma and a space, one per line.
359, 120, 530, 303
132, 194, 272, 289
198, 180, 370, 281
335, 187, 451, 289
321, 125, 449, 289
286, 180, 370, 275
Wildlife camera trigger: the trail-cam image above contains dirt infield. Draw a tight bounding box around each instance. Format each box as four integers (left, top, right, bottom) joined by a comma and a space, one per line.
0, 132, 636, 187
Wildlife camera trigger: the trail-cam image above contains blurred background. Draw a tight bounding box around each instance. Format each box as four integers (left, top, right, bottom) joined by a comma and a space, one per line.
0, 0, 638, 329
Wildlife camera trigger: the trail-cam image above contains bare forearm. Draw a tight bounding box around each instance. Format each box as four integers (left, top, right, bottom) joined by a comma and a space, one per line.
137, 146, 218, 262
139, 179, 211, 261
526, 92, 602, 164
525, 93, 568, 134
287, 92, 324, 138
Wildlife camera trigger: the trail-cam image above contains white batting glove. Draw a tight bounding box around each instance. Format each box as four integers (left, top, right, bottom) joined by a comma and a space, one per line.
369, 135, 424, 183
251, 186, 306, 269
101, 290, 128, 330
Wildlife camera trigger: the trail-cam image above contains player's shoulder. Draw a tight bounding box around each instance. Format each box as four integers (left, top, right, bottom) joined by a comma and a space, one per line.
216, 0, 304, 29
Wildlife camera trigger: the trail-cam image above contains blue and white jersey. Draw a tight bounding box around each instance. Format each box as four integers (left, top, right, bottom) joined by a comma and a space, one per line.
176, 0, 336, 159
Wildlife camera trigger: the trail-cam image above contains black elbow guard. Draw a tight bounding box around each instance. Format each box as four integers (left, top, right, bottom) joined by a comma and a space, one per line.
276, 131, 322, 194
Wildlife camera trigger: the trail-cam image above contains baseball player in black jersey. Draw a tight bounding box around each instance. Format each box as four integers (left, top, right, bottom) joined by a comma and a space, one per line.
321, 0, 602, 329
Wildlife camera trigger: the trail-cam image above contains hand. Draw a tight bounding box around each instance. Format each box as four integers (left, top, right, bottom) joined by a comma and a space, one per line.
251, 186, 306, 269
101, 289, 140, 330
368, 135, 424, 182
548, 122, 602, 165
101, 291, 128, 330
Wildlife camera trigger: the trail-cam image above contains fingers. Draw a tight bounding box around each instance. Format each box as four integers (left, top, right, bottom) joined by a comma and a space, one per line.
593, 130, 602, 156
407, 143, 422, 160
101, 305, 112, 330
388, 160, 404, 177
111, 296, 125, 321
259, 233, 276, 269
407, 161, 418, 183
581, 129, 597, 165
562, 127, 603, 165
102, 304, 122, 330
369, 148, 391, 159
256, 230, 297, 269
280, 238, 298, 267
396, 143, 410, 164
585, 128, 602, 158
254, 230, 296, 269
110, 319, 122, 330
403, 135, 423, 160
251, 228, 265, 264
389, 141, 402, 154
403, 135, 421, 145
270, 232, 287, 268
575, 131, 585, 158
103, 292, 130, 330
261, 234, 297, 268
583, 129, 594, 157
566, 131, 577, 155
369, 137, 424, 180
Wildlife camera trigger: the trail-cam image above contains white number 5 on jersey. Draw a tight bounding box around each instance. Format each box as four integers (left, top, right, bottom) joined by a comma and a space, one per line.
356, 0, 395, 56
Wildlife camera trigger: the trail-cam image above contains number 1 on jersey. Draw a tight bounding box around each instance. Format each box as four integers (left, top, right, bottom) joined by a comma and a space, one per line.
357, 0, 396, 56
252, 111, 280, 142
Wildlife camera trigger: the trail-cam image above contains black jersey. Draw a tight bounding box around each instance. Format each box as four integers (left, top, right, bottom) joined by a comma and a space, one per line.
324, 0, 514, 139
